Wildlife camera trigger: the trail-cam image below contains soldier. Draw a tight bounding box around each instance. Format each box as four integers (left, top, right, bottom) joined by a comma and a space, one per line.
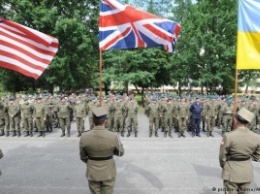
57, 96, 73, 137
146, 98, 160, 137
0, 101, 6, 136
8, 96, 21, 137
73, 98, 86, 137
125, 97, 139, 137
0, 148, 3, 176
111, 97, 126, 137
190, 97, 203, 137
222, 99, 234, 136
20, 97, 34, 137
32, 96, 46, 137
246, 99, 259, 133
87, 97, 99, 130
204, 99, 217, 137
219, 107, 260, 193
162, 98, 174, 138
1, 95, 10, 136
176, 98, 189, 138
79, 107, 124, 194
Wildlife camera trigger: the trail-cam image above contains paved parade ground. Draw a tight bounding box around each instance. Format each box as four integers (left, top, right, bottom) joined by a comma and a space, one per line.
0, 113, 260, 194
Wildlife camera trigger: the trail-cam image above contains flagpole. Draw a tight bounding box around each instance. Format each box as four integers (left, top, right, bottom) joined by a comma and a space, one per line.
99, 49, 103, 106
233, 69, 239, 129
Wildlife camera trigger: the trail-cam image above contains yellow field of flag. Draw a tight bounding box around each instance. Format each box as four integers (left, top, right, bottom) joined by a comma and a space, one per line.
236, 0, 260, 69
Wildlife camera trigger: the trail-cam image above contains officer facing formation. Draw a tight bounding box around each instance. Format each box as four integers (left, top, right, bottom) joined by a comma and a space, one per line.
79, 107, 124, 194
219, 107, 260, 194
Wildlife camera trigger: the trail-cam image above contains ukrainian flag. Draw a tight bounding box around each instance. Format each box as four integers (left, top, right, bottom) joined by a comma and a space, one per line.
237, 0, 260, 69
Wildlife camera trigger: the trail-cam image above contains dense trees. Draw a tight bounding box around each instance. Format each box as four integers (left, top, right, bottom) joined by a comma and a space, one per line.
0, 0, 256, 94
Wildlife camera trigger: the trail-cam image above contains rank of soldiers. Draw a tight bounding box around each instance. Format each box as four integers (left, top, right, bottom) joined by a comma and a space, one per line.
0, 93, 259, 138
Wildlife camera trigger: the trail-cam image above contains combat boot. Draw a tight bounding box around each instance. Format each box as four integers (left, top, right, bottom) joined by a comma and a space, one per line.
181, 132, 186, 138
134, 131, 138, 137
168, 132, 172, 138
222, 131, 225, 137
49, 127, 53, 133
149, 132, 152, 137
6, 131, 9, 137
67, 130, 70, 137
30, 132, 33, 137
42, 131, 45, 137
0, 130, 5, 136
12, 131, 16, 137
121, 131, 124, 137
127, 131, 131, 137
178, 132, 181, 138
210, 131, 214, 137
77, 131, 81, 137
164, 131, 167, 138
155, 132, 158, 137
17, 131, 21, 137
38, 132, 42, 137
24, 131, 29, 137
207, 131, 210, 137
60, 131, 65, 137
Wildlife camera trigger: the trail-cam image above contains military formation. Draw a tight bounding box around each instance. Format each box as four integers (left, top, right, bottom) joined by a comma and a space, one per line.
0, 92, 260, 138
143, 93, 260, 138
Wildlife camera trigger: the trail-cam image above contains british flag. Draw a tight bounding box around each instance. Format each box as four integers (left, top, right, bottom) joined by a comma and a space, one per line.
99, 0, 181, 52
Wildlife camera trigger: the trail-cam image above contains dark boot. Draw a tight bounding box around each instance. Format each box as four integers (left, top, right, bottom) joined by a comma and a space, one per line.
67, 130, 70, 137
0, 131, 5, 136
127, 131, 131, 137
60, 131, 65, 137
178, 132, 181, 138
30, 132, 33, 137
207, 131, 210, 137
210, 131, 214, 137
12, 131, 16, 137
77, 131, 81, 137
6, 131, 9, 137
134, 131, 138, 137
46, 128, 49, 133
42, 131, 45, 137
24, 131, 29, 137
164, 131, 167, 138
121, 131, 124, 137
149, 132, 152, 137
49, 127, 53, 132
168, 132, 172, 138
17, 131, 21, 137
181, 132, 186, 138
155, 132, 158, 137
38, 132, 42, 137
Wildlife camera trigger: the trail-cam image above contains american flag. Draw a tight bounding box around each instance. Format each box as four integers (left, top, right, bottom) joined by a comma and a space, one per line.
0, 18, 59, 79
99, 0, 180, 52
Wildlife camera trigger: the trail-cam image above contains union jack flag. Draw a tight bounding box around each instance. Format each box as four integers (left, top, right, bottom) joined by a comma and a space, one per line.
99, 0, 181, 52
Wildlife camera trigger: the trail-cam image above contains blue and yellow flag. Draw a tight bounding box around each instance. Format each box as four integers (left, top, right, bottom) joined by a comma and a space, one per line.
237, 0, 260, 69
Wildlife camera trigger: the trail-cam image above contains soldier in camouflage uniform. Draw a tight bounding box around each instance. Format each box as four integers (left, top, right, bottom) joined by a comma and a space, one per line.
125, 97, 139, 137
73, 98, 86, 137
87, 97, 99, 130
0, 100, 6, 136
246, 99, 259, 133
176, 98, 189, 138
33, 96, 46, 137
162, 98, 174, 138
146, 98, 160, 137
222, 100, 234, 136
8, 96, 21, 137
57, 96, 73, 137
20, 97, 34, 137
111, 97, 126, 137
204, 99, 217, 137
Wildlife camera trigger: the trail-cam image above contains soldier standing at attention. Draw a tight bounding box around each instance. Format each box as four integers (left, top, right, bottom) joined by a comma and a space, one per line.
79, 107, 124, 194
8, 96, 21, 137
162, 98, 174, 138
176, 98, 189, 138
0, 101, 6, 136
146, 98, 160, 137
33, 96, 46, 137
204, 98, 217, 137
20, 97, 34, 137
219, 107, 260, 194
222, 99, 234, 136
111, 97, 126, 137
125, 97, 139, 137
73, 98, 86, 137
57, 96, 73, 137
1, 95, 10, 136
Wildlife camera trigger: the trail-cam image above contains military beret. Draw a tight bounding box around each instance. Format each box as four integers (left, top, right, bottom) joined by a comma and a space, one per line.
9, 96, 15, 101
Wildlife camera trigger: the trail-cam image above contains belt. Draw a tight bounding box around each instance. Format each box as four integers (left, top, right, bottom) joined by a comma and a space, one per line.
88, 155, 113, 161
228, 157, 250, 161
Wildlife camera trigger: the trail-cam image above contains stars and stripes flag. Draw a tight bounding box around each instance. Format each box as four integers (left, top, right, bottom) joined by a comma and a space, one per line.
0, 17, 59, 79
99, 0, 181, 52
